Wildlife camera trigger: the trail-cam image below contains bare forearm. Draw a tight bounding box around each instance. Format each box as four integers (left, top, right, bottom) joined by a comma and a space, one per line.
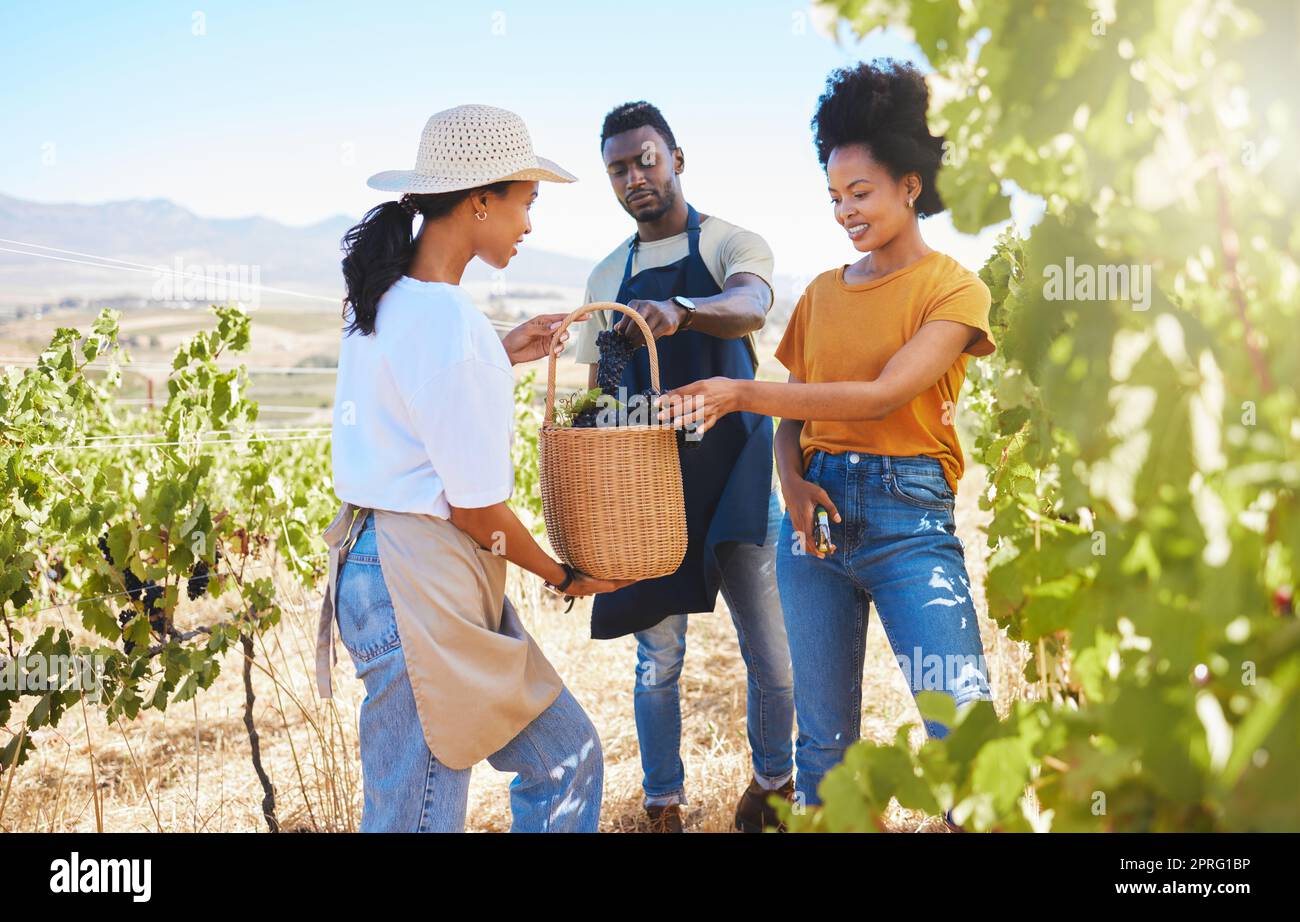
738, 379, 895, 421
736, 321, 976, 422
774, 417, 806, 485
449, 502, 566, 585
683, 287, 767, 339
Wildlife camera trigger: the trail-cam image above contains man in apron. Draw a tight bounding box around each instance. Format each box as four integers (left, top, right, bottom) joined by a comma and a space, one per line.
571, 101, 794, 832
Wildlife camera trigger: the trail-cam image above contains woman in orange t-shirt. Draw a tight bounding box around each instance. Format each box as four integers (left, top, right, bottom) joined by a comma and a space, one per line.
660, 59, 995, 815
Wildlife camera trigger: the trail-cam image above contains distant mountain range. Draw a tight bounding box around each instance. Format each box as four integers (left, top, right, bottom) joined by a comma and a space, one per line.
0, 192, 596, 306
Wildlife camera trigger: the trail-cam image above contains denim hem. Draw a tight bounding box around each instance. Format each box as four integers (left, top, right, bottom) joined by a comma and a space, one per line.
643, 790, 688, 808
753, 769, 794, 791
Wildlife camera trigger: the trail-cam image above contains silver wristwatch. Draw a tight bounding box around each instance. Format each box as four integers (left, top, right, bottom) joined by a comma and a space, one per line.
671, 295, 697, 330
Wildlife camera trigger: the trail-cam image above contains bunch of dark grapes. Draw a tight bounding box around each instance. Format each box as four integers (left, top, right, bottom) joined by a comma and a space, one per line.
593, 331, 667, 431
187, 560, 210, 600
564, 330, 638, 430
595, 329, 636, 396
585, 328, 699, 449
187, 546, 220, 600
618, 387, 659, 427
99, 530, 167, 643
116, 608, 165, 652
582, 386, 663, 430
100, 534, 159, 605
117, 609, 138, 655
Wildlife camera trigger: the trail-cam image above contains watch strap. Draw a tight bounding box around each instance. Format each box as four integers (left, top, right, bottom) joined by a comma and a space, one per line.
551, 563, 576, 593
674, 296, 696, 330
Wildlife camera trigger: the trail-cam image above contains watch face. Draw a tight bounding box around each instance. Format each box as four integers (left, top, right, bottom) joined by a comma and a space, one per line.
675, 296, 696, 310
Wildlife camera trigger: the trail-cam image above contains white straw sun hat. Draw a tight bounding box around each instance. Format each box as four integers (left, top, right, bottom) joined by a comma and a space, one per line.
367, 104, 577, 194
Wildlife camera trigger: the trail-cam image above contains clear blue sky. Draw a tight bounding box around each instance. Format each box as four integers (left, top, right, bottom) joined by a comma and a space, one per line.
1, 0, 1033, 280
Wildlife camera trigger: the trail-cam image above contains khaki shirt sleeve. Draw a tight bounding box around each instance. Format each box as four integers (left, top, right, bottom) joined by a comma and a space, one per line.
719, 227, 775, 313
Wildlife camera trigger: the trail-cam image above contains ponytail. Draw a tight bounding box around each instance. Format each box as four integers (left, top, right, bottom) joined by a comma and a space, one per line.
340, 183, 514, 336
341, 201, 415, 336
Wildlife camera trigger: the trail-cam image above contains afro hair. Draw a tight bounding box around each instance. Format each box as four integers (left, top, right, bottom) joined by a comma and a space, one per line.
811, 58, 946, 217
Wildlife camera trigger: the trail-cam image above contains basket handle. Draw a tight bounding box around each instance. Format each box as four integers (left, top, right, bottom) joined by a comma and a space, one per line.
543, 302, 661, 427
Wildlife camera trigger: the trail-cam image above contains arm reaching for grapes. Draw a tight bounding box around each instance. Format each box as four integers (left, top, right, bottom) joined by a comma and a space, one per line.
657, 319, 979, 433
612, 273, 771, 350
448, 501, 633, 596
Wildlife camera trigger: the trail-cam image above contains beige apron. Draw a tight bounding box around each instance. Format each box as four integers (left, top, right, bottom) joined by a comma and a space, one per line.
315, 502, 563, 770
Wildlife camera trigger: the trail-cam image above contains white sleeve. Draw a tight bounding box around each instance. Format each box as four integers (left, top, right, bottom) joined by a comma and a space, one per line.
406, 359, 515, 508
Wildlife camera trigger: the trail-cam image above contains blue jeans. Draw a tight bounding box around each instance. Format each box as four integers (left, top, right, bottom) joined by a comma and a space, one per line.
335, 512, 603, 832
776, 451, 993, 807
633, 490, 795, 807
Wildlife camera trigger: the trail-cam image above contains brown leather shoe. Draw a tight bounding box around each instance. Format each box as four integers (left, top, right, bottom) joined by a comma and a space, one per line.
734, 776, 794, 833
645, 803, 684, 833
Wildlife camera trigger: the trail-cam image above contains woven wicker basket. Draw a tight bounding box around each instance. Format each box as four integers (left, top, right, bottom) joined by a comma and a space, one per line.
539, 302, 687, 581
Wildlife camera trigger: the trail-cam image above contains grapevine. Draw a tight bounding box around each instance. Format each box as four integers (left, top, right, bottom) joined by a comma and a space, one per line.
775, 0, 1300, 833
0, 304, 338, 781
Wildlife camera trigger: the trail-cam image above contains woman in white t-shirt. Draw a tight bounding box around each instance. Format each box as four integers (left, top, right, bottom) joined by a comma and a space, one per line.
318, 105, 632, 832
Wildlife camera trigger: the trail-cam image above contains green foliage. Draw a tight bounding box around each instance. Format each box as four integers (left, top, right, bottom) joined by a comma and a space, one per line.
552, 387, 604, 428
509, 370, 545, 535
1, 305, 337, 770
804, 0, 1300, 831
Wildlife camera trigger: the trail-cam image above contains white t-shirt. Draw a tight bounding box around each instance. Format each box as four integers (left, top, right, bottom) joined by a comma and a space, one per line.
331, 276, 515, 519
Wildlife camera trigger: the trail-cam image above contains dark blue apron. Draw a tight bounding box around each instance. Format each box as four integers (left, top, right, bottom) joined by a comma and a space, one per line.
590, 204, 774, 640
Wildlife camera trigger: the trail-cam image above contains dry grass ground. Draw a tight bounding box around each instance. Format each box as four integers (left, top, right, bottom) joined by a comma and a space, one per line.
2, 464, 1030, 834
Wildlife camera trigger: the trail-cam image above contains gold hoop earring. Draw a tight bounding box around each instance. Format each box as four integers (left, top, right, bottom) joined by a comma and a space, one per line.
907, 198, 915, 209
475, 211, 487, 222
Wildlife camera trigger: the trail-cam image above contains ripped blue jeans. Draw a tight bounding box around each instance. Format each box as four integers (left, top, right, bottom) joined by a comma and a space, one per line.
776, 450, 993, 807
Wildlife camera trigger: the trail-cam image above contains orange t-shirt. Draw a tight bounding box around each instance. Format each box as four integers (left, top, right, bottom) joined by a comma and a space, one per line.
773, 251, 996, 492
